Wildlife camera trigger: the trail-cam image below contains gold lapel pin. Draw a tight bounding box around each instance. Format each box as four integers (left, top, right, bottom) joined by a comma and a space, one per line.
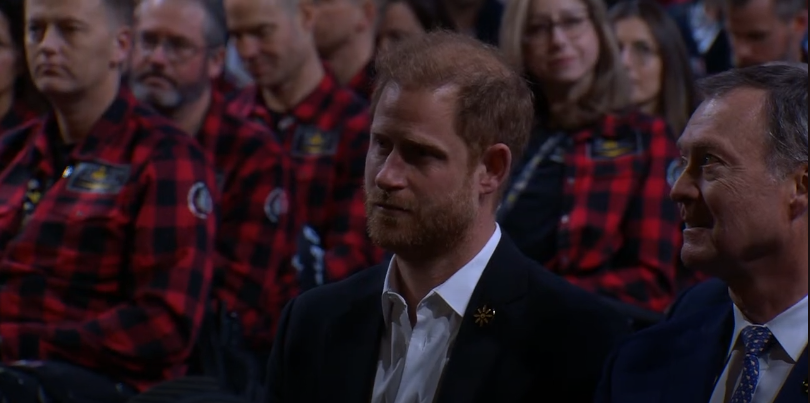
474, 305, 495, 327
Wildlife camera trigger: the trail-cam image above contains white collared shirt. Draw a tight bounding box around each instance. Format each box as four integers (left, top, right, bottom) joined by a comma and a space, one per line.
370, 225, 501, 403
710, 294, 809, 403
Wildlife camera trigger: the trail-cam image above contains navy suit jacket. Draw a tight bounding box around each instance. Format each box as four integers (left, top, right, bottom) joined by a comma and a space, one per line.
266, 236, 631, 403
666, 278, 730, 320
597, 294, 809, 403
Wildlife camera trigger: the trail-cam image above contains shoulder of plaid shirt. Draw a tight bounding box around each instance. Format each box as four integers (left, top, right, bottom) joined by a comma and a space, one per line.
0, 87, 218, 393
225, 75, 384, 284
555, 110, 682, 313
197, 89, 298, 352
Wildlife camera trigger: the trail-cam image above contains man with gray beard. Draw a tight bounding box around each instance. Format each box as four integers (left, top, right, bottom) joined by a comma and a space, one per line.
131, 0, 299, 359
264, 31, 630, 403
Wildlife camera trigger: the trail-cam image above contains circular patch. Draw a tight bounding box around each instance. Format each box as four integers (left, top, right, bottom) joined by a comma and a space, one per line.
264, 188, 289, 223
188, 182, 213, 219
666, 159, 683, 187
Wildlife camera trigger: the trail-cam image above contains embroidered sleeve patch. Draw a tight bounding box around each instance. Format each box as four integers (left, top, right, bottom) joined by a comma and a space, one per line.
65, 162, 130, 194
264, 187, 289, 223
291, 125, 339, 157
187, 182, 214, 219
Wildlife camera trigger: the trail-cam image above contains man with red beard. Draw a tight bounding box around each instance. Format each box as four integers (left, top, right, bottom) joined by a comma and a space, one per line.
264, 31, 631, 403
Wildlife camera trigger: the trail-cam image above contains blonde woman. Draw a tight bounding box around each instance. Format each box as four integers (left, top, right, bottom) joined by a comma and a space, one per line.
498, 0, 683, 315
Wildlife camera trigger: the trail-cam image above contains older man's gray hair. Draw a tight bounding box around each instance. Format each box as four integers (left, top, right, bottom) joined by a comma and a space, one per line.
697, 62, 808, 178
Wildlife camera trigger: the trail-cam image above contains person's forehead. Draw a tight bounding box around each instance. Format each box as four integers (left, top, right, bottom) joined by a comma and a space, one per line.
26, 0, 105, 20
727, 0, 779, 22
679, 88, 767, 151
137, 0, 207, 33
372, 85, 460, 144
226, 0, 285, 25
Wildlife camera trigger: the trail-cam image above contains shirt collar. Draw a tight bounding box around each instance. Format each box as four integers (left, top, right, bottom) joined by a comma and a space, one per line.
251, 66, 339, 126
730, 294, 809, 362
381, 225, 502, 323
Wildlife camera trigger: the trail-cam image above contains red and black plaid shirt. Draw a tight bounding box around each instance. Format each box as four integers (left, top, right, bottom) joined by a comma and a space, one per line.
227, 71, 382, 285
0, 88, 218, 392
550, 112, 682, 312
0, 101, 40, 137
347, 60, 375, 103
197, 89, 297, 350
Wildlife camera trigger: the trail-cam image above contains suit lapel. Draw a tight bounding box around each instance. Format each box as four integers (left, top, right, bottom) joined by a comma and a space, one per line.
321, 269, 385, 402
663, 303, 734, 403
435, 238, 529, 403
775, 346, 808, 403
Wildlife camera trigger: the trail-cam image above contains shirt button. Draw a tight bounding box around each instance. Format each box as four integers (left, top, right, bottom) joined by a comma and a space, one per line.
560, 215, 570, 224
567, 177, 575, 185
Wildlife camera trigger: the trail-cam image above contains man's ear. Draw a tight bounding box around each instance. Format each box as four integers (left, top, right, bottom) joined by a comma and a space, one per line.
358, 0, 378, 32
113, 25, 133, 69
298, 0, 317, 32
789, 164, 808, 219
791, 10, 808, 36
207, 46, 226, 80
477, 143, 512, 196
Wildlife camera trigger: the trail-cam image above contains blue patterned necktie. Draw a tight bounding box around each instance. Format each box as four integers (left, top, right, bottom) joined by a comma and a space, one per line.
730, 325, 775, 403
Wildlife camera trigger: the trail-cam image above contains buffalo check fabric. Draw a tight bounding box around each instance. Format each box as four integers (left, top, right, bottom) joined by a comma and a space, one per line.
0, 87, 218, 392
196, 89, 298, 350
227, 70, 383, 287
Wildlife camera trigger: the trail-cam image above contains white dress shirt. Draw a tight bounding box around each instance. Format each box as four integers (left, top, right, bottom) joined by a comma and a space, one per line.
709, 294, 808, 403
370, 225, 501, 403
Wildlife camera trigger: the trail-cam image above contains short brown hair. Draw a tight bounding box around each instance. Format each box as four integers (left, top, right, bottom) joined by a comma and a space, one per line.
371, 30, 535, 169
698, 62, 808, 177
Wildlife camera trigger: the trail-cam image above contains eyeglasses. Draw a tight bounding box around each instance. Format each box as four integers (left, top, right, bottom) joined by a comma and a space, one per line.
134, 32, 213, 63
523, 15, 591, 44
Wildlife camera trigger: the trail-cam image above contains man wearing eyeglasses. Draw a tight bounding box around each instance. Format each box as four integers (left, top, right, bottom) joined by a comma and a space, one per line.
130, 0, 299, 364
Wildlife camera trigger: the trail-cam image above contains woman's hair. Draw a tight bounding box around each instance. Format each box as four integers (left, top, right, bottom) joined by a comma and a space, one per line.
499, 0, 631, 129
609, 0, 698, 136
0, 0, 47, 113
383, 0, 457, 32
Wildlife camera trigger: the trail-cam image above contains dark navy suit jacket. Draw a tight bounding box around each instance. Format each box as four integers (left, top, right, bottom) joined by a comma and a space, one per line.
266, 236, 631, 403
597, 281, 808, 403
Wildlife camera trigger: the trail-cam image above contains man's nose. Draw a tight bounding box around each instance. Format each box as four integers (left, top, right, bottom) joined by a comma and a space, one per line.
374, 153, 407, 192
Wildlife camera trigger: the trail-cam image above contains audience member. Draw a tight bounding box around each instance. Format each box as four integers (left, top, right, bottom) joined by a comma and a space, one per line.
265, 31, 630, 403
610, 0, 698, 136
376, 0, 456, 53
597, 62, 808, 403
442, 0, 504, 45
131, 0, 298, 356
224, 0, 382, 290
724, 0, 807, 67
0, 0, 218, 400
499, 0, 683, 314
311, 0, 379, 100
668, 0, 733, 75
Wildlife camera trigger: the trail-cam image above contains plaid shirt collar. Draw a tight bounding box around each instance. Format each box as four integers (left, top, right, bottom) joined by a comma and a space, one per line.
347, 60, 375, 101
22, 86, 142, 169
240, 68, 342, 127
196, 88, 228, 155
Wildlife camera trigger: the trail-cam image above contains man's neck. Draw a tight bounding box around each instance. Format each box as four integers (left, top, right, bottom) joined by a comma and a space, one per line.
728, 242, 809, 324
52, 75, 121, 144
322, 33, 374, 86
0, 90, 12, 119
394, 218, 496, 324
167, 87, 212, 136
445, 0, 485, 33
260, 54, 324, 113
